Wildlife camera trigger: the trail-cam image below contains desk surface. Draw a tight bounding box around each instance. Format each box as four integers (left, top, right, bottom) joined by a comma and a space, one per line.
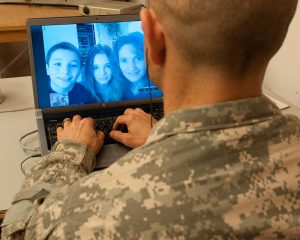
0, 76, 38, 210
0, 76, 300, 210
0, 4, 79, 43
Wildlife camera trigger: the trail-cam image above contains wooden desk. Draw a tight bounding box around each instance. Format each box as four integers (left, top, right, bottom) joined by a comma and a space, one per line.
0, 4, 79, 43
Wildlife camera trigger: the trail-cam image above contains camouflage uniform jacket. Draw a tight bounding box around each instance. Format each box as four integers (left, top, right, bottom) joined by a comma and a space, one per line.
2, 96, 300, 239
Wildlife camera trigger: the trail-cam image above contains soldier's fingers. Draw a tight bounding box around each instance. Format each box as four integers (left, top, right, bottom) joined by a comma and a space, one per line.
56, 127, 63, 139
84, 117, 96, 130
124, 108, 135, 115
112, 115, 129, 130
110, 130, 128, 145
63, 118, 71, 128
97, 131, 105, 144
135, 108, 146, 115
72, 115, 82, 124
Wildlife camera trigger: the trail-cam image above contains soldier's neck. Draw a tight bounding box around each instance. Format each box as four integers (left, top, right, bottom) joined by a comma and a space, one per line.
162, 67, 265, 116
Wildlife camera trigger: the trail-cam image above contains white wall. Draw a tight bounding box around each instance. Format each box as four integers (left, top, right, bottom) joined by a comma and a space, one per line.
43, 25, 79, 55
264, 3, 300, 108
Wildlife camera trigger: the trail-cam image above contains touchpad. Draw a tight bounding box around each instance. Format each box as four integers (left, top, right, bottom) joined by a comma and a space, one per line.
94, 143, 130, 170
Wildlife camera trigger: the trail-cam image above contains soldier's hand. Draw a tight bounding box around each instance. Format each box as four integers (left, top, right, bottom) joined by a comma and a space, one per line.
57, 115, 104, 155
110, 108, 157, 149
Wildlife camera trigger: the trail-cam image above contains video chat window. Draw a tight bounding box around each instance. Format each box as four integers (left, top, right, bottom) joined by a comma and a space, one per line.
36, 21, 162, 109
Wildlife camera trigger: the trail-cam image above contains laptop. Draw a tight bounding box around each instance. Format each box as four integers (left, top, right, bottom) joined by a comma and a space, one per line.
26, 14, 163, 169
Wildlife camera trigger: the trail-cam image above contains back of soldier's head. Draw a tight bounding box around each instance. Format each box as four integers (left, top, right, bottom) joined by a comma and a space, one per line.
149, 0, 298, 74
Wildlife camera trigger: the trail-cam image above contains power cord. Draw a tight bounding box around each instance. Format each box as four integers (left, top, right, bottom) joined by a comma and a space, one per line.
19, 130, 40, 153
20, 154, 41, 176
0, 107, 34, 114
19, 130, 42, 176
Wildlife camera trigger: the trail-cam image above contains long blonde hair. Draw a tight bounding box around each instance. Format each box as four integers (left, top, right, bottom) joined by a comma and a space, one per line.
84, 44, 122, 102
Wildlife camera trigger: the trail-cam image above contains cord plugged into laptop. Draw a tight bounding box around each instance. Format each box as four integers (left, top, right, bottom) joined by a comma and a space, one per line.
19, 130, 42, 176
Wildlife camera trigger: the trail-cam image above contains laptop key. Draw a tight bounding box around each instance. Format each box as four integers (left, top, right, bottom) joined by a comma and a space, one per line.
94, 117, 117, 144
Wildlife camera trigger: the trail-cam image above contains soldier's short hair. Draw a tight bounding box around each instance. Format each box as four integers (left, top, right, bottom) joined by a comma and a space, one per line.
149, 0, 298, 74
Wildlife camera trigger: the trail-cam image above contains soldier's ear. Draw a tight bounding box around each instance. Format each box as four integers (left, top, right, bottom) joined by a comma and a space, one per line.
141, 8, 166, 66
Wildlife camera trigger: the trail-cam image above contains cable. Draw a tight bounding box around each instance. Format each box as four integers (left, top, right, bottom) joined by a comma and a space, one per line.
20, 153, 41, 176
19, 129, 40, 153
19, 130, 41, 175
0, 107, 34, 114
145, 48, 154, 128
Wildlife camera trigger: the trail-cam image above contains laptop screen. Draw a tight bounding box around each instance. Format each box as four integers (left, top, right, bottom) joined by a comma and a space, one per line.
28, 16, 162, 109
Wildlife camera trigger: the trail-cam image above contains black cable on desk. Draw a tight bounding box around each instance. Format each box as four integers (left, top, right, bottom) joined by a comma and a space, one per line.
20, 153, 41, 176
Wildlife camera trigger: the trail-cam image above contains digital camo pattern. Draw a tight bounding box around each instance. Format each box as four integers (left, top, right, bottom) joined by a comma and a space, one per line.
2, 96, 300, 239
1, 140, 95, 239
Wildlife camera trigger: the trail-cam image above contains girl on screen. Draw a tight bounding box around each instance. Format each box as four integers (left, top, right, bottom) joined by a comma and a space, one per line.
85, 45, 122, 102
114, 32, 162, 100
46, 42, 95, 107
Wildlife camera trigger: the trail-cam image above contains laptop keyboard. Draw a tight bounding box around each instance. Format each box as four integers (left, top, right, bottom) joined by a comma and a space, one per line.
46, 103, 163, 149
47, 116, 118, 147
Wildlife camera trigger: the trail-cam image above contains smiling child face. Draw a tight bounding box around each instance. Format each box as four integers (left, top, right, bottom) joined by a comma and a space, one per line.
47, 49, 81, 92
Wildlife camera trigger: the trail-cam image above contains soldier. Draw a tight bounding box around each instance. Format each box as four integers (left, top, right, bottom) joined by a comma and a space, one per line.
2, 0, 300, 239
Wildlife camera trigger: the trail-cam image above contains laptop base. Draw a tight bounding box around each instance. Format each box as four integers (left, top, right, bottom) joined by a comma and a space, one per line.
95, 143, 130, 170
